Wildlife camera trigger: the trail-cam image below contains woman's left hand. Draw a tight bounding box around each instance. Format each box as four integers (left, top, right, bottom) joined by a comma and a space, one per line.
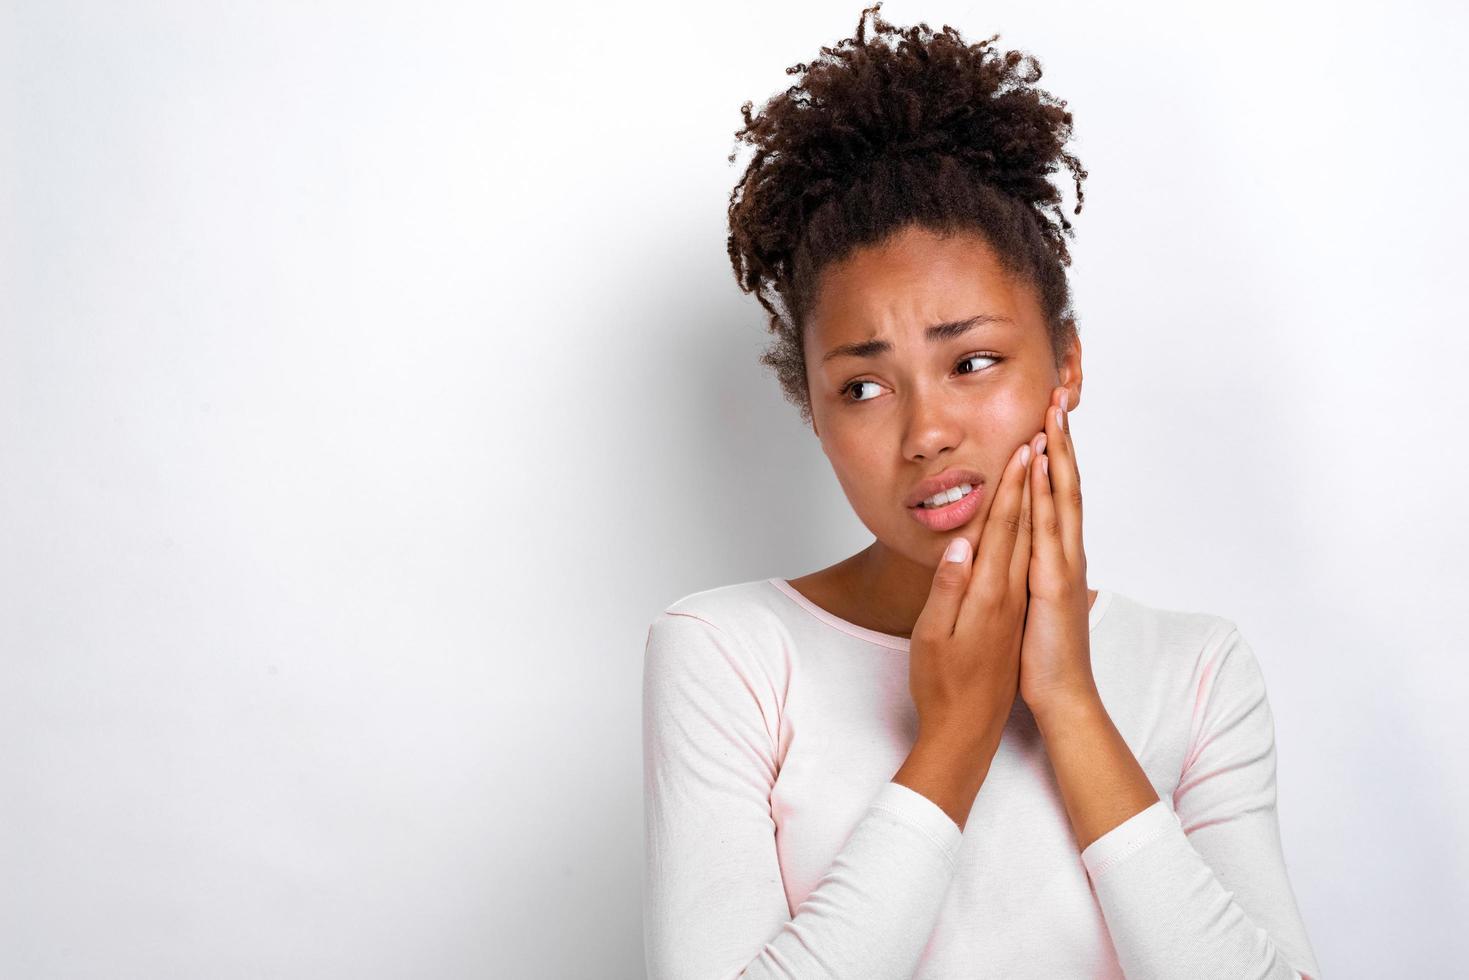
1018, 385, 1098, 715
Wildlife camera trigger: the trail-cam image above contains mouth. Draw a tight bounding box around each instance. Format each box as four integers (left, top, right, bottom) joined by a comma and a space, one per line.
908, 482, 985, 533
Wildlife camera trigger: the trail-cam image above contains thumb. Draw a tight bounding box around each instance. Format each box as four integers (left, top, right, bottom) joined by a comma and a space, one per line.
915, 536, 972, 639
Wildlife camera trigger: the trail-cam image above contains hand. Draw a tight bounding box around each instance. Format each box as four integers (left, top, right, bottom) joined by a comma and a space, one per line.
904, 436, 1035, 753
1017, 386, 1098, 715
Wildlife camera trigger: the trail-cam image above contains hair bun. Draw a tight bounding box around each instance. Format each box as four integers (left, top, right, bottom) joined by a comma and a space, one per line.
731, 3, 1085, 244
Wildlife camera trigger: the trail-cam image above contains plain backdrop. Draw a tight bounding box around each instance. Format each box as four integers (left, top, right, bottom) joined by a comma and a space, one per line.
2, 0, 1465, 976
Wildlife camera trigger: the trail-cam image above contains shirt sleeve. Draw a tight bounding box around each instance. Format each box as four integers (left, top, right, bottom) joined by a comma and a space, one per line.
642, 610, 963, 980
1079, 624, 1324, 980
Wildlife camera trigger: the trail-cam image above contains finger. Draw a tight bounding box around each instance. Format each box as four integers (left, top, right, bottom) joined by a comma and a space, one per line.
913, 534, 974, 641
1009, 438, 1035, 595
967, 438, 1030, 603
1048, 386, 1084, 563
1031, 426, 1062, 573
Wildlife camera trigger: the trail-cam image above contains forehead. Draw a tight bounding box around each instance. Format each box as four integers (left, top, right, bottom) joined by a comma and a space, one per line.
806, 225, 1038, 344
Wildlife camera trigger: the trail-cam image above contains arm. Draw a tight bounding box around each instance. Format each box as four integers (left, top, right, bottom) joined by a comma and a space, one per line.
642, 611, 979, 980
1033, 624, 1323, 980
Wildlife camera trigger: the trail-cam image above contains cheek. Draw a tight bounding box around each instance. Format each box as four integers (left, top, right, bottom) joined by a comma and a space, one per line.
982, 389, 1045, 438
823, 436, 893, 504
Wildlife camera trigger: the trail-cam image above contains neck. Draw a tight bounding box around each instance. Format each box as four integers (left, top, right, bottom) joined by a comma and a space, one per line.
840, 540, 934, 639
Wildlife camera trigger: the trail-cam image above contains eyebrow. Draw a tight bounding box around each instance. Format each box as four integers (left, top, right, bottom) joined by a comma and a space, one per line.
820, 314, 1016, 364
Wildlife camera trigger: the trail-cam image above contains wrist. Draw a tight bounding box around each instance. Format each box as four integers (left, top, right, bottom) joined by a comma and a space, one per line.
917, 708, 1011, 759
1030, 686, 1106, 735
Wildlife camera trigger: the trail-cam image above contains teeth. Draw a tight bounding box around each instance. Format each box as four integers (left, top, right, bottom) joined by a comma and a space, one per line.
921, 484, 973, 509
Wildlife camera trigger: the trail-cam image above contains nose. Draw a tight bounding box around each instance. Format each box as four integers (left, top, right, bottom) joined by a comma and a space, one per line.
899, 387, 964, 461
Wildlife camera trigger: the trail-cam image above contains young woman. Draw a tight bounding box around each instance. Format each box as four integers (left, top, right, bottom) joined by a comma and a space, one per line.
642, 5, 1321, 977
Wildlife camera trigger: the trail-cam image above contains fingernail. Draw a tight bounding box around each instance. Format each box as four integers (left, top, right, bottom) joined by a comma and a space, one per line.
1036, 433, 1047, 456
1020, 444, 1031, 467
944, 537, 969, 562
1060, 389, 1069, 413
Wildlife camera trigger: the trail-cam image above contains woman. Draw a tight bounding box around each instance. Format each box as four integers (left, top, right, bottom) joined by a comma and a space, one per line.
642, 5, 1321, 977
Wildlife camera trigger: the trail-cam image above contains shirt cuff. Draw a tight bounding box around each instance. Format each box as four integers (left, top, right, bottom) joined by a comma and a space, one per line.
871, 780, 964, 865
1080, 799, 1180, 879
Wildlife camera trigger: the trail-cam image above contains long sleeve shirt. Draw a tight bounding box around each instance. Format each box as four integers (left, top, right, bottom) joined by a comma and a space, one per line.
641, 577, 1322, 979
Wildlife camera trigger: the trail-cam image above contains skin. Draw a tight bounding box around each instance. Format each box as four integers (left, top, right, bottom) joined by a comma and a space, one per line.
788, 221, 1096, 634
789, 222, 1159, 848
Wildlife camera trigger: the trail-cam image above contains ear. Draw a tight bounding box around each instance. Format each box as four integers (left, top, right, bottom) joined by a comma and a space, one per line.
1059, 329, 1084, 411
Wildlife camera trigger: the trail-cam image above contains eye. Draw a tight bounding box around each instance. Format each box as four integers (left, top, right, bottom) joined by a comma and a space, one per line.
841, 379, 883, 403
956, 352, 1002, 375
838, 352, 1004, 404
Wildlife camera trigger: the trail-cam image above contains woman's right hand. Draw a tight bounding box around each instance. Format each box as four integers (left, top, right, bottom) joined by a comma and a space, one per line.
907, 436, 1038, 753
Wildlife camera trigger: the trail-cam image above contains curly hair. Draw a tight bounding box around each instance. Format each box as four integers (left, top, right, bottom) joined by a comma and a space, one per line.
726, 2, 1088, 427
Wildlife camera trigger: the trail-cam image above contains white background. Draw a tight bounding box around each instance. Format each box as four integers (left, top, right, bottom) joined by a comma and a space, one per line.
3, 0, 1464, 976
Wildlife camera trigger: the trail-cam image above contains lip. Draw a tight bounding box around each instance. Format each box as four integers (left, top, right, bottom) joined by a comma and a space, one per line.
904, 468, 986, 508
908, 481, 985, 533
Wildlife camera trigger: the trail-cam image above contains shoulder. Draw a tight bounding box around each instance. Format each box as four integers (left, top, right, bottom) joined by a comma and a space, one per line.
644, 578, 792, 670
1094, 592, 1279, 763
1097, 589, 1235, 650
642, 579, 795, 717
658, 577, 783, 626
1097, 590, 1261, 688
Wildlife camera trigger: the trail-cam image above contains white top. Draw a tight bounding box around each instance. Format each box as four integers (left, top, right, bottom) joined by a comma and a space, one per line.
641, 577, 1322, 979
